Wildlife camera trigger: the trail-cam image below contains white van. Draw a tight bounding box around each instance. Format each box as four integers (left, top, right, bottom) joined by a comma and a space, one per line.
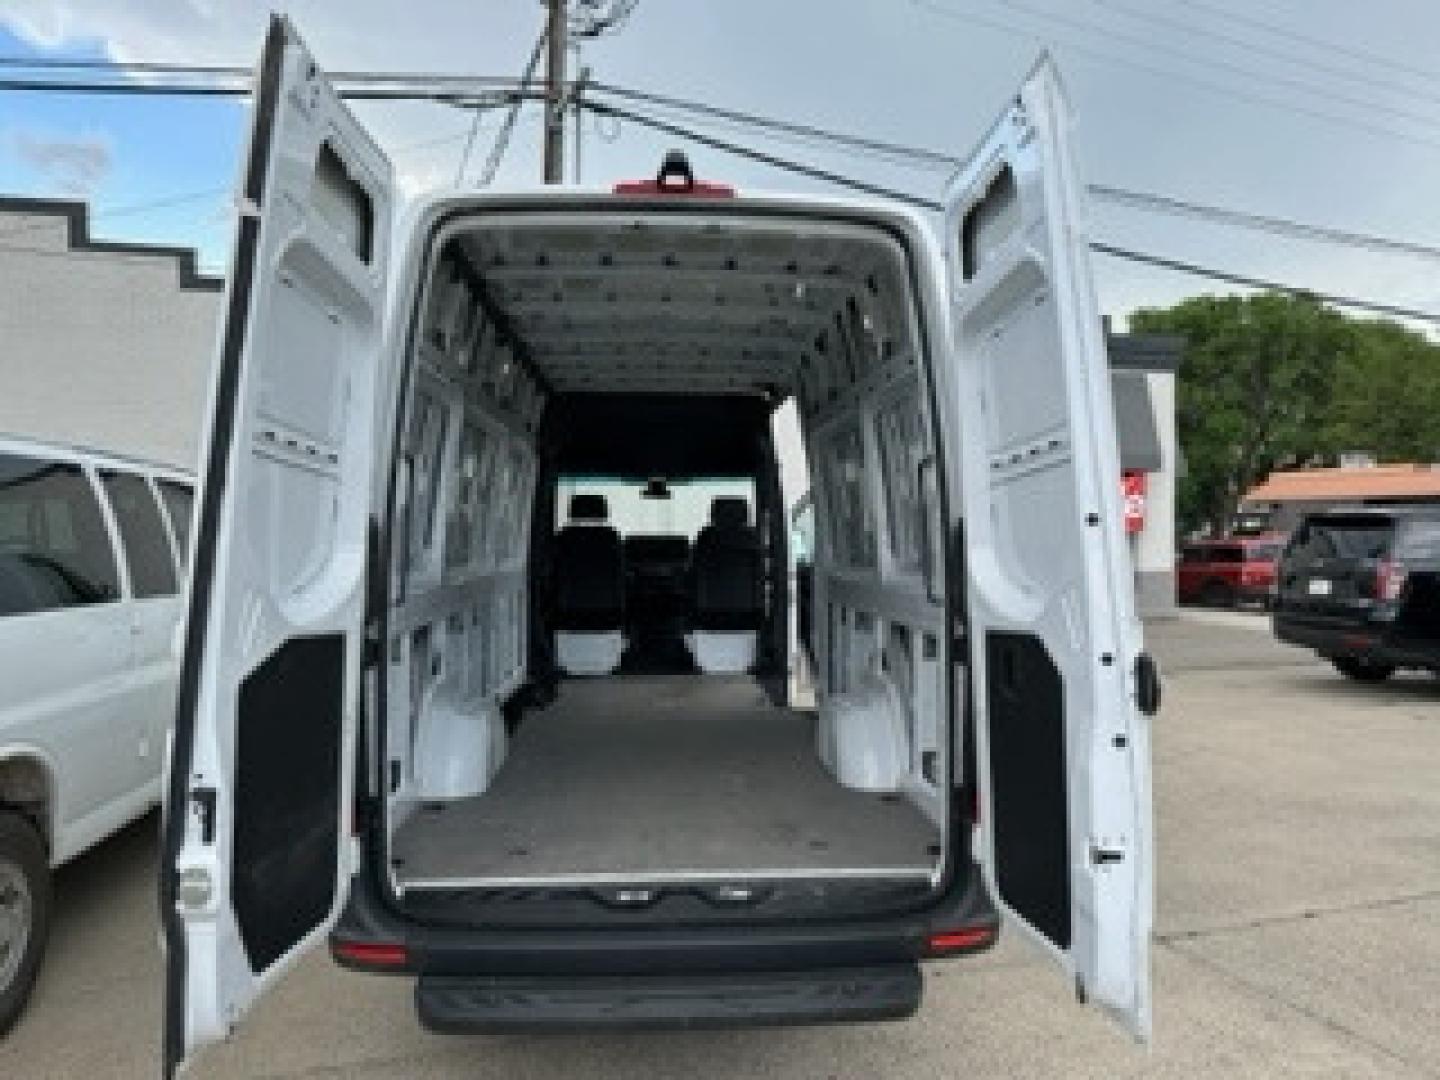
162, 18, 1157, 1074
0, 435, 192, 1032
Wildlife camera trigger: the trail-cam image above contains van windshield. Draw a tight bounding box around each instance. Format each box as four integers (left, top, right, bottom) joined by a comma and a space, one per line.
556, 476, 756, 539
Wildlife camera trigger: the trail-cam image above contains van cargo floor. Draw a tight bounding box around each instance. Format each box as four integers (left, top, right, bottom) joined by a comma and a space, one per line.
391, 675, 940, 886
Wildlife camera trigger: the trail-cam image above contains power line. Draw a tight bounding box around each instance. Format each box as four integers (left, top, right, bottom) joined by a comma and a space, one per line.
1088, 186, 1440, 264
586, 81, 1440, 263
0, 75, 533, 102
580, 98, 947, 210
0, 54, 543, 88
579, 98, 1439, 324
1092, 0, 1440, 112
1165, 0, 1440, 93
473, 33, 549, 186
907, 0, 1440, 157
982, 0, 1440, 136
589, 82, 959, 169
1091, 243, 1440, 324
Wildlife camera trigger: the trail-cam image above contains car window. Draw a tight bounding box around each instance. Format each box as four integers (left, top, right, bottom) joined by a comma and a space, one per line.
156, 479, 195, 568
99, 470, 179, 598
1397, 520, 1440, 561
0, 453, 120, 616
1287, 517, 1394, 563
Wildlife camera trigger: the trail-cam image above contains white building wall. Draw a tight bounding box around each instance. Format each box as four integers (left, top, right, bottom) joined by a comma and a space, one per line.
0, 200, 221, 471
1133, 370, 1178, 617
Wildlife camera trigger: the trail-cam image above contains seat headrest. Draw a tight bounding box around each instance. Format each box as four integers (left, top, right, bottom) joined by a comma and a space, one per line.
569, 493, 609, 522
710, 497, 750, 528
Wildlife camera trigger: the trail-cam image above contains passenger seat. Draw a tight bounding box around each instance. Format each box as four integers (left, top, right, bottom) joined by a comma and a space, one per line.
553, 493, 625, 675
686, 496, 763, 673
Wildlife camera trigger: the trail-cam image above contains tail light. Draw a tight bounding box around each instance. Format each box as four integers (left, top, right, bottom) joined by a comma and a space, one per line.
1376, 558, 1408, 602
925, 926, 997, 956
332, 940, 408, 969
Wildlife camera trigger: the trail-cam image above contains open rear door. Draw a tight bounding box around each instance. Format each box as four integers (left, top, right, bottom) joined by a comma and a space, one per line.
161, 16, 393, 1075
944, 58, 1154, 1038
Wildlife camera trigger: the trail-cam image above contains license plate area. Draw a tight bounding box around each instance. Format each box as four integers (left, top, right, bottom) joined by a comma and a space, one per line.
1307, 578, 1333, 597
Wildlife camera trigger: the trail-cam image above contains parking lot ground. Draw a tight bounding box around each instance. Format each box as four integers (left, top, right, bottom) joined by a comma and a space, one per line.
3, 612, 1438, 1078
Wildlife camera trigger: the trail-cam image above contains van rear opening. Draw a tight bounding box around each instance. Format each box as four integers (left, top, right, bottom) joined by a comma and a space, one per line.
376, 200, 956, 920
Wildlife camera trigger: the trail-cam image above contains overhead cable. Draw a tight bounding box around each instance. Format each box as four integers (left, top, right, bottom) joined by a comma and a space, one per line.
1091, 243, 1440, 324
907, 0, 1440, 157
1088, 185, 1440, 264
472, 32, 550, 186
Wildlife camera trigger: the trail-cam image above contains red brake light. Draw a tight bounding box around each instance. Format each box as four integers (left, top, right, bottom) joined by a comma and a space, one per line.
1376, 558, 1408, 602
332, 940, 408, 968
926, 927, 996, 955
614, 150, 735, 198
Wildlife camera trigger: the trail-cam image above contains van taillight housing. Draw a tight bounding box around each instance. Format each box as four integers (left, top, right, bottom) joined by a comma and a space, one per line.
1376, 558, 1408, 602
332, 940, 408, 969
614, 150, 735, 198
925, 927, 996, 956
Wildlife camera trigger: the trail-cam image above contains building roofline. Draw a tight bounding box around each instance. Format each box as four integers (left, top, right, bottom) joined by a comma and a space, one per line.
1107, 332, 1184, 373
0, 194, 224, 293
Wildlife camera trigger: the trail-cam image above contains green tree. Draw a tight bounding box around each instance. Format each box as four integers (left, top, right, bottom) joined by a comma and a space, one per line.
1324, 318, 1440, 461
1131, 292, 1355, 536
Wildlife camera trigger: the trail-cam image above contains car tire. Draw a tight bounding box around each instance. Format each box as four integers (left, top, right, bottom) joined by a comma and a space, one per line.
1332, 657, 1396, 683
0, 810, 50, 1038
1200, 580, 1234, 608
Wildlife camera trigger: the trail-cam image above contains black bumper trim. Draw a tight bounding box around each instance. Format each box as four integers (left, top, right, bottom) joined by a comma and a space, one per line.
416, 965, 922, 1032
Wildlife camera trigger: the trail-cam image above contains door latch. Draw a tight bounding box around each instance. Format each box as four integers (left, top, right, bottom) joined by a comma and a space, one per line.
1090, 843, 1125, 866
190, 787, 217, 844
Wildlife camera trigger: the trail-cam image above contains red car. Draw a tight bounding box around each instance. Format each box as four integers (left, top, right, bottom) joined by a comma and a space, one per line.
1177, 535, 1286, 607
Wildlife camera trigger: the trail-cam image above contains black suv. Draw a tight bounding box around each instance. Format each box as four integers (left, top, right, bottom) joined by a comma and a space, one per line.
1272, 507, 1440, 681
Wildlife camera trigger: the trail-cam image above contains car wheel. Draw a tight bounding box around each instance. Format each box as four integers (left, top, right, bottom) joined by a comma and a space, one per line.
1200, 580, 1234, 608
0, 810, 50, 1038
1332, 657, 1396, 683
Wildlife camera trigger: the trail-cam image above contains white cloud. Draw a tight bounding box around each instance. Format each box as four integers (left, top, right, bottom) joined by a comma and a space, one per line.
11, 128, 112, 193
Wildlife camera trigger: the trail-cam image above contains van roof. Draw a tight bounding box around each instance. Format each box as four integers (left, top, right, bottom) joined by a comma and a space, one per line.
0, 433, 194, 479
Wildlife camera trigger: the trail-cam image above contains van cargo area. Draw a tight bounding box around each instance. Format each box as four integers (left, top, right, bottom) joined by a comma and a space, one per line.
390, 675, 938, 885
380, 201, 953, 911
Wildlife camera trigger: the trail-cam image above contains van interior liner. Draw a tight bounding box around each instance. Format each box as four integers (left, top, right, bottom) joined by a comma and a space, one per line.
383, 204, 951, 904
391, 673, 940, 887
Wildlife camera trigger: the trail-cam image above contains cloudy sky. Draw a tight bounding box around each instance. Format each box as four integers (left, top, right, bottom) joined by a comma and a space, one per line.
1, 0, 1438, 328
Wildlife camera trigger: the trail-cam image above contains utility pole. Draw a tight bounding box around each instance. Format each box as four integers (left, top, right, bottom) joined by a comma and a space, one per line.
573, 65, 591, 184
543, 0, 567, 183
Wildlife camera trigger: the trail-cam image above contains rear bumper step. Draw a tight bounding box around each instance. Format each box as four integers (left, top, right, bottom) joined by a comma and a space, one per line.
416, 965, 923, 1032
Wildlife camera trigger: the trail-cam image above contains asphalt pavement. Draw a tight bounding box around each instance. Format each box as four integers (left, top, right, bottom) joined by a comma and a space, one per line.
3, 609, 1438, 1078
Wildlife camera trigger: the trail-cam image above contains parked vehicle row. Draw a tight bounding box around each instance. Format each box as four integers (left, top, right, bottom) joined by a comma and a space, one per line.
0, 435, 193, 1033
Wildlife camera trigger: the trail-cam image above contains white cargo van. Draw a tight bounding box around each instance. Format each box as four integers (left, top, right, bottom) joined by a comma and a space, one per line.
0, 435, 192, 1032
162, 17, 1157, 1074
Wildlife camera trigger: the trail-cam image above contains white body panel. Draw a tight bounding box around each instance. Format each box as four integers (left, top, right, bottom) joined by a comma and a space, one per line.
0, 435, 191, 866
944, 58, 1153, 1037
162, 17, 394, 1075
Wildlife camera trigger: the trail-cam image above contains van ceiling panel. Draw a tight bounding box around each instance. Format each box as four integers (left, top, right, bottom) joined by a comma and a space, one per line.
453, 211, 915, 398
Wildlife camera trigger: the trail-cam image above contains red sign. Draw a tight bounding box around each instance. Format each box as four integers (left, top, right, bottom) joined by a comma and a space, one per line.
1122, 471, 1147, 534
